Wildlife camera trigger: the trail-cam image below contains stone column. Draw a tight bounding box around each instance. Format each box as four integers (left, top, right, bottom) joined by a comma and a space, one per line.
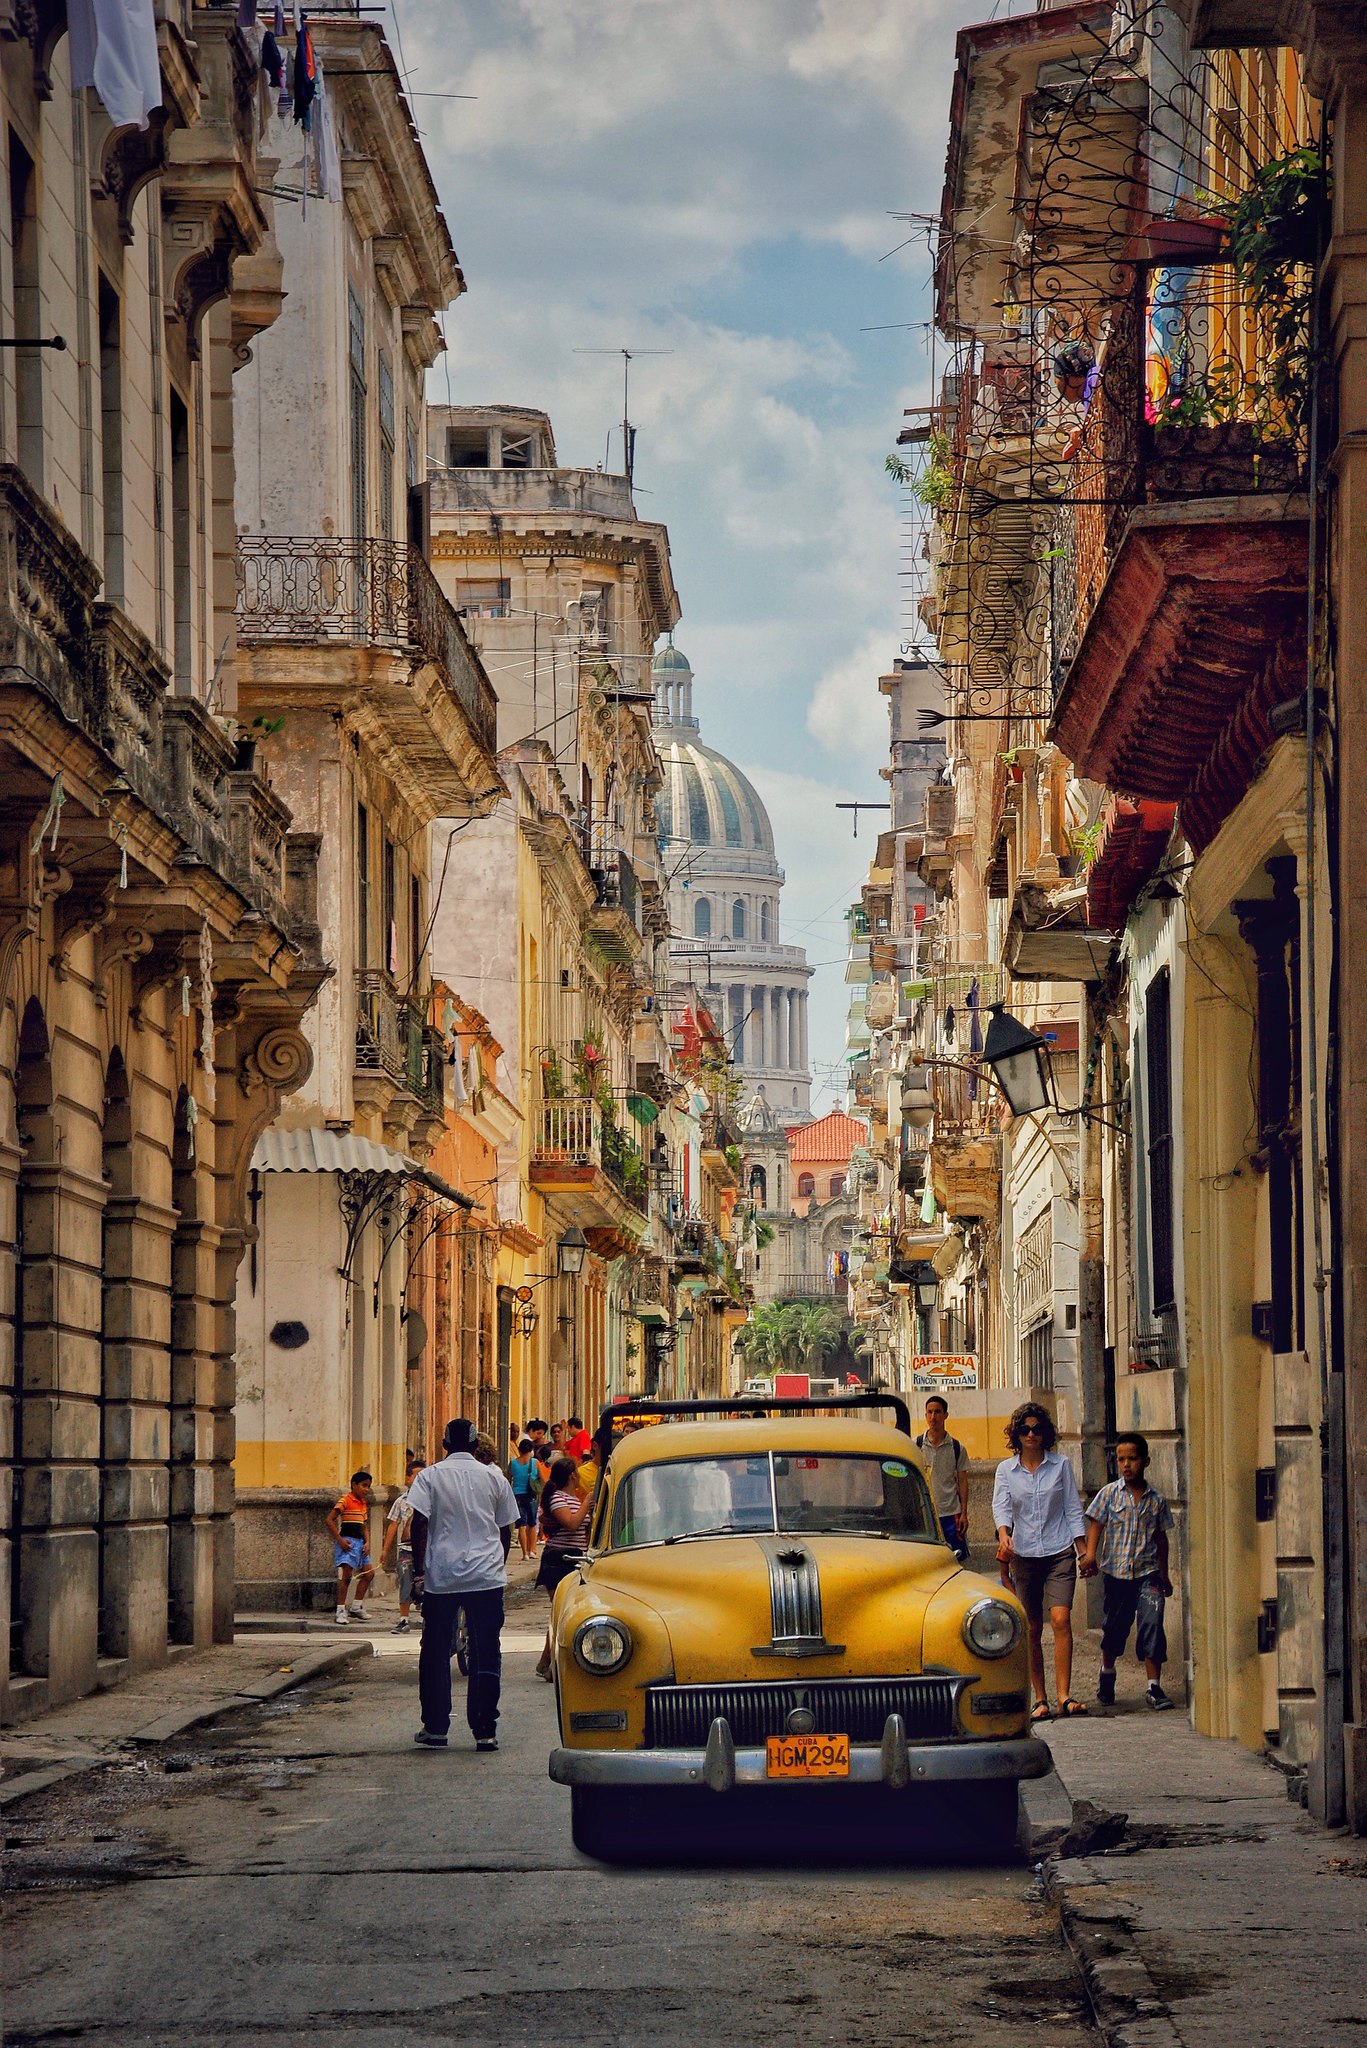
728, 985, 745, 1066
788, 988, 800, 1070
751, 987, 766, 1069
11, 1002, 102, 1704
169, 1094, 223, 1649
770, 988, 783, 1069
101, 1060, 177, 1670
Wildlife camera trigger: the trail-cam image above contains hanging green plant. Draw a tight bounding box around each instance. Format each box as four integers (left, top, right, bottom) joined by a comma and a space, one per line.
1216, 144, 1329, 421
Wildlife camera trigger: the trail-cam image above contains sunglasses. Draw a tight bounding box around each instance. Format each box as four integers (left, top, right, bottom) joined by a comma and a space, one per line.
1018, 1422, 1046, 1436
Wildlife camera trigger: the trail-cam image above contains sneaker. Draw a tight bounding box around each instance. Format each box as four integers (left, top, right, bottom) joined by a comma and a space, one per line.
413, 1730, 448, 1748
349, 1604, 366, 1620
392, 1617, 410, 1634
1146, 1684, 1175, 1711
1097, 1668, 1116, 1706
335, 1606, 349, 1624
474, 1736, 498, 1753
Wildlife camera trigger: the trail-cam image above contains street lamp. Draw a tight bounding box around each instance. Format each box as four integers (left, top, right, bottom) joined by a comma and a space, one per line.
914, 1274, 939, 1310
981, 1003, 1054, 1117
677, 1303, 696, 1337
558, 1225, 589, 1276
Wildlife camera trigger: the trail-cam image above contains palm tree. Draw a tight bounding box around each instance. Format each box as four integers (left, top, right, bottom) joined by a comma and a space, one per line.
787, 1301, 845, 1370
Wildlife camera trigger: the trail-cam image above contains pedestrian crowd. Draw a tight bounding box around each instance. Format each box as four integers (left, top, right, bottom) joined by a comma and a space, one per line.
322, 1413, 604, 1748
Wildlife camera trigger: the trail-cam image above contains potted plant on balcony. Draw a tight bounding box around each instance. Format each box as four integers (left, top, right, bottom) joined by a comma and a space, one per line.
539, 1049, 566, 1100
572, 1030, 606, 1099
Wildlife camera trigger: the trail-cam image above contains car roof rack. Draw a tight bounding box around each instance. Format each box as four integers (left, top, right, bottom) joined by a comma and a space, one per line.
593, 1392, 912, 1467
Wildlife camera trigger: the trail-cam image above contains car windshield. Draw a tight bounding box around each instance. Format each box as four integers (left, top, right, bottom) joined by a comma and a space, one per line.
610, 1451, 938, 1549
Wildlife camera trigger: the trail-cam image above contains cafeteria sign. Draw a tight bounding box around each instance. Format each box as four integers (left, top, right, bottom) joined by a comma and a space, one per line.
912, 1354, 979, 1393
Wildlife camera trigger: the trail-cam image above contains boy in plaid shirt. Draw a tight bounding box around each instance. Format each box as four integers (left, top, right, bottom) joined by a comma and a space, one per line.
1082, 1433, 1175, 1710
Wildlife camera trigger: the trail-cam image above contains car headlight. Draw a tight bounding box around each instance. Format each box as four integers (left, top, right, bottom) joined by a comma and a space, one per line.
962, 1597, 1021, 1659
572, 1617, 633, 1675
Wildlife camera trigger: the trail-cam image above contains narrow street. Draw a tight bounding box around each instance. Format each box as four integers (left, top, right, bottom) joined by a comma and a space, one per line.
5, 1622, 1096, 2048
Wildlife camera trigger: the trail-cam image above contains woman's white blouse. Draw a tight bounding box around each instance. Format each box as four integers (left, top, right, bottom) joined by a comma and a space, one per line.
992, 1450, 1087, 1558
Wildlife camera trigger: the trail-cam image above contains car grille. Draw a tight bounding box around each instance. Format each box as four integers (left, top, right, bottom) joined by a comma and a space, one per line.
644, 1676, 965, 1748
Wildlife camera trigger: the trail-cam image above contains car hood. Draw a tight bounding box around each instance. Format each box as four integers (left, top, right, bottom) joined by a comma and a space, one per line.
581, 1534, 963, 1683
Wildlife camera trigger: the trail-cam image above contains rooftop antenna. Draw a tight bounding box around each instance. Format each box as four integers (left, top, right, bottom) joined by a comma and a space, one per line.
574, 346, 672, 485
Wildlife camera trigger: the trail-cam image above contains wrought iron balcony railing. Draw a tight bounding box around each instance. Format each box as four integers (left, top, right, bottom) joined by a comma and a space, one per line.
533, 1097, 646, 1212
236, 536, 498, 755
355, 970, 444, 1113
1050, 274, 1309, 691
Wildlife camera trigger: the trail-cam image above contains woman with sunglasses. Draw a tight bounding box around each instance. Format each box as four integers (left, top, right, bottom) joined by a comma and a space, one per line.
992, 1403, 1094, 1721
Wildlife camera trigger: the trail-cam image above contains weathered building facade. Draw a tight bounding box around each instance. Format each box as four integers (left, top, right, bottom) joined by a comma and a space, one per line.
424, 405, 687, 1432
905, 0, 1367, 1823
225, 19, 507, 1608
0, 1, 324, 1712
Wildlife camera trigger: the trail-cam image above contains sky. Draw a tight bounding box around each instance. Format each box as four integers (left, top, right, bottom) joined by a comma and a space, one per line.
386, 0, 966, 1108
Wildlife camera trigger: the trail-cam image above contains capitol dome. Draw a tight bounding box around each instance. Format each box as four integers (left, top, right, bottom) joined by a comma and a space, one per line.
651, 642, 776, 858
651, 638, 813, 1117
655, 738, 776, 857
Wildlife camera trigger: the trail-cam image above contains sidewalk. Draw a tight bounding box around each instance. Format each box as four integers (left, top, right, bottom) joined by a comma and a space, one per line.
0, 1632, 374, 1807
1037, 1689, 1367, 2048
1, 1558, 550, 1808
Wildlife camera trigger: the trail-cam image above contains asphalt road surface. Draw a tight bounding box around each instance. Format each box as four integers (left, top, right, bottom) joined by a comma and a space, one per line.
5, 1620, 1098, 2048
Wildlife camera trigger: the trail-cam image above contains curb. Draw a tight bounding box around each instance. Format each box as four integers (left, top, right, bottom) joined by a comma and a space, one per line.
0, 1641, 374, 1809
1023, 1753, 1186, 2048
1044, 1858, 1185, 2048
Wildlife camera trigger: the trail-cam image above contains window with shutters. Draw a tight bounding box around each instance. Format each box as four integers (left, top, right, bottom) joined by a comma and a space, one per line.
377, 350, 395, 540
1145, 969, 1176, 1312
348, 285, 366, 536
356, 803, 370, 967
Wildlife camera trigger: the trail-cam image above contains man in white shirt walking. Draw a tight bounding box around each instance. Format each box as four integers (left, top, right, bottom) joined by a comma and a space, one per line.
407, 1418, 520, 1752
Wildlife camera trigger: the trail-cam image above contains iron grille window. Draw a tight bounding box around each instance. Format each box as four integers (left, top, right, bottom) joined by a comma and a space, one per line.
1021, 1320, 1054, 1391
1145, 969, 1176, 1312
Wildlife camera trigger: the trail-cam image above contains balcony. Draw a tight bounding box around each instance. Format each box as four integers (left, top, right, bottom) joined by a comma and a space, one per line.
530, 1097, 647, 1231
354, 971, 445, 1118
673, 1215, 720, 1277
236, 536, 500, 788
0, 468, 315, 940
768, 1272, 843, 1300
1049, 276, 1309, 853
582, 847, 641, 964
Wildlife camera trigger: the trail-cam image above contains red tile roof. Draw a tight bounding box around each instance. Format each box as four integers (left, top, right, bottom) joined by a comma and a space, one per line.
786, 1110, 868, 1164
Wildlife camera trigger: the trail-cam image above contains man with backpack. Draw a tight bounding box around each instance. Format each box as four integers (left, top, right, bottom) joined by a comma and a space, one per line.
916, 1395, 970, 1561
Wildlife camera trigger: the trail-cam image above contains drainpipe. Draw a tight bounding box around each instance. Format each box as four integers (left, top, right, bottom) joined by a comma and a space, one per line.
1077, 991, 1109, 1506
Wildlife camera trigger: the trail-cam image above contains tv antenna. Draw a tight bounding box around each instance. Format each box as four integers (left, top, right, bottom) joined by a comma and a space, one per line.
574, 346, 672, 485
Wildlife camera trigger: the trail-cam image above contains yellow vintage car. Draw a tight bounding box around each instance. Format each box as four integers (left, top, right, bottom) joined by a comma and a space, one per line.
548, 1397, 1049, 1859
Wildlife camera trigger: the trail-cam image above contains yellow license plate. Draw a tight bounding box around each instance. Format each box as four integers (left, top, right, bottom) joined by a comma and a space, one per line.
765, 1733, 850, 1778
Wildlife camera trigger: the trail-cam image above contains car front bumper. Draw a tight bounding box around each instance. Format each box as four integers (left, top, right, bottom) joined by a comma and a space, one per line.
549, 1717, 1050, 1793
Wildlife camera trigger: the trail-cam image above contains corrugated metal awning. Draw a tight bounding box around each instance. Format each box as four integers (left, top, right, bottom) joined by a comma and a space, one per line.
251, 1127, 473, 1209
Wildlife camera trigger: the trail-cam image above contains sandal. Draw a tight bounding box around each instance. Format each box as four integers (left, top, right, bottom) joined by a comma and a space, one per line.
1059, 1697, 1089, 1717
1031, 1699, 1053, 1723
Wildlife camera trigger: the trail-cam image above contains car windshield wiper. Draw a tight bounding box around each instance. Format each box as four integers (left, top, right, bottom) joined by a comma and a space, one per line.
783, 1525, 894, 1539
662, 1524, 762, 1545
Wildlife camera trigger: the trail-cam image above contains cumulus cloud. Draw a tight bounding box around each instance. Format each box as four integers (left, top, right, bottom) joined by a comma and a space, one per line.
805, 628, 898, 770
